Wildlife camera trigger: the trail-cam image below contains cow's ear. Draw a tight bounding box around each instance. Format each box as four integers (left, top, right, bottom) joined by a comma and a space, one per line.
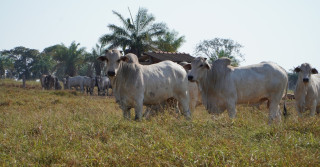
205, 62, 211, 69
183, 64, 192, 70
294, 67, 301, 73
97, 56, 108, 62
312, 68, 318, 74
120, 56, 129, 62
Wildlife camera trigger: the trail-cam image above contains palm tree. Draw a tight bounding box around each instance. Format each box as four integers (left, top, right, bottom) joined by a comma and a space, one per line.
155, 31, 185, 52
50, 41, 86, 77
83, 43, 106, 76
100, 8, 167, 57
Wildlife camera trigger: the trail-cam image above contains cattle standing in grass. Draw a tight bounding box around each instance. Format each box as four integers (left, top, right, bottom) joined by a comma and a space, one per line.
54, 78, 62, 90
98, 50, 191, 120
294, 63, 320, 116
97, 76, 112, 96
40, 74, 47, 90
83, 76, 95, 95
66, 76, 85, 92
185, 57, 288, 124
44, 75, 55, 90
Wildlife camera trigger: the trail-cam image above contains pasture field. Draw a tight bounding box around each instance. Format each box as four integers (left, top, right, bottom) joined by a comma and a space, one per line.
0, 79, 319, 166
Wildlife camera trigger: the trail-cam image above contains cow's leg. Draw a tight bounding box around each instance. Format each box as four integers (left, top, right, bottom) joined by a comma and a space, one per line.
227, 103, 237, 119
121, 106, 131, 120
134, 99, 143, 121
310, 100, 317, 116
316, 106, 320, 114
296, 100, 304, 117
176, 95, 191, 120
268, 100, 281, 124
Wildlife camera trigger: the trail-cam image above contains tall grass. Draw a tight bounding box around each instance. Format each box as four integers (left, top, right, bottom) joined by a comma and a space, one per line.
0, 79, 319, 166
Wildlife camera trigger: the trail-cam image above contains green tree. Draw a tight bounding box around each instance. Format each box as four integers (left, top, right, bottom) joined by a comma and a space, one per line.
1, 46, 40, 79
100, 8, 167, 57
0, 53, 15, 78
30, 52, 56, 79
195, 38, 245, 66
155, 31, 185, 52
49, 42, 86, 77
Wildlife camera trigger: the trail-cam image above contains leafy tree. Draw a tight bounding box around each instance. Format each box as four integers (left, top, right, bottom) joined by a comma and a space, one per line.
155, 30, 185, 52
85, 43, 107, 76
1, 46, 40, 79
195, 38, 245, 66
49, 41, 86, 77
30, 52, 56, 79
0, 53, 15, 78
100, 8, 167, 57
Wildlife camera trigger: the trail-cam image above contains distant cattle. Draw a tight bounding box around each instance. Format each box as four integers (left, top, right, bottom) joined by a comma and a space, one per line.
54, 78, 62, 90
96, 76, 112, 96
185, 57, 288, 124
44, 75, 55, 90
83, 76, 95, 95
98, 50, 191, 120
294, 63, 320, 116
40, 74, 47, 89
66, 76, 85, 92
282, 93, 295, 100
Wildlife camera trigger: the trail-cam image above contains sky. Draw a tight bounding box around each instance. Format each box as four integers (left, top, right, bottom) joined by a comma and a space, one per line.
1, 0, 319, 71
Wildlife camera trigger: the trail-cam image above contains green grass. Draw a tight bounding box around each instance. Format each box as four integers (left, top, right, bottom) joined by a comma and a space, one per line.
0, 79, 319, 166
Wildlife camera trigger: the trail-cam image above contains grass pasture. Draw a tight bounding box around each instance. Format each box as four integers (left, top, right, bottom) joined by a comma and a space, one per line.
0, 79, 319, 166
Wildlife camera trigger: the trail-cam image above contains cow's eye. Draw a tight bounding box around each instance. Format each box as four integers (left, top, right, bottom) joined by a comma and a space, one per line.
199, 64, 204, 67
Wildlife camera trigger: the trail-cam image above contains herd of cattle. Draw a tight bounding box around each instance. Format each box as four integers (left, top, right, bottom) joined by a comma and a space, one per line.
40, 49, 320, 124
40, 75, 112, 96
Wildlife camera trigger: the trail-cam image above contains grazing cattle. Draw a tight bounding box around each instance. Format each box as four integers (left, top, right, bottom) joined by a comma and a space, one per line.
185, 57, 288, 124
98, 50, 191, 120
83, 76, 95, 95
179, 61, 202, 112
97, 76, 112, 96
66, 76, 85, 92
294, 63, 320, 116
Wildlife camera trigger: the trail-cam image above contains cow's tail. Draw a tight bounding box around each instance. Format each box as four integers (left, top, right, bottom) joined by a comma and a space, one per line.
283, 81, 288, 117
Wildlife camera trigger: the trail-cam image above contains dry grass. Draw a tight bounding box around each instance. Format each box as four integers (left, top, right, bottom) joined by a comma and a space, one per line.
0, 79, 319, 166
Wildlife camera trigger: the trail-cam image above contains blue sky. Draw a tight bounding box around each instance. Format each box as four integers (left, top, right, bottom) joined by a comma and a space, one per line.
1, 0, 319, 71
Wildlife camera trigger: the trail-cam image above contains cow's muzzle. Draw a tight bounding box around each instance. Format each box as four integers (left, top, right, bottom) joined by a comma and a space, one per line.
303, 78, 309, 83
188, 75, 195, 82
107, 71, 116, 77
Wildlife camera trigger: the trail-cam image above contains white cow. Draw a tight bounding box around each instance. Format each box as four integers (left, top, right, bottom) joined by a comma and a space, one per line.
185, 57, 288, 124
294, 63, 320, 116
40, 74, 47, 90
98, 50, 191, 120
97, 76, 112, 96
66, 76, 85, 92
83, 76, 95, 95
179, 61, 202, 112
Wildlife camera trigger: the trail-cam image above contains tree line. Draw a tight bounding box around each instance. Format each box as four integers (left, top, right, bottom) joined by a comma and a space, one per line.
0, 7, 247, 81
